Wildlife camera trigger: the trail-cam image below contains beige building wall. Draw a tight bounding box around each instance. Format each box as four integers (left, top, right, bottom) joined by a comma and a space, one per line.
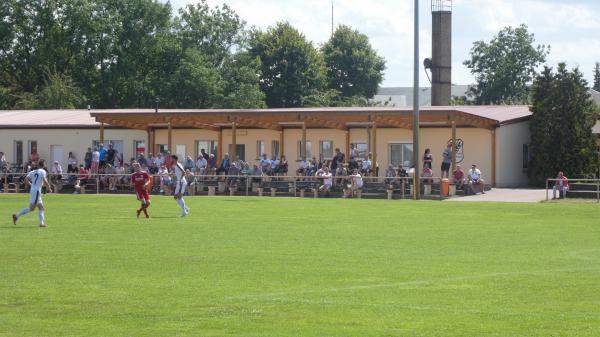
1, 126, 510, 185
495, 121, 530, 187
373, 128, 493, 180
0, 128, 146, 169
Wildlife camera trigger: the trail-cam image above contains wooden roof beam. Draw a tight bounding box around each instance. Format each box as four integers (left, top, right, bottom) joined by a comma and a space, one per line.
303, 115, 347, 130
169, 117, 220, 131
373, 115, 413, 129
233, 116, 282, 131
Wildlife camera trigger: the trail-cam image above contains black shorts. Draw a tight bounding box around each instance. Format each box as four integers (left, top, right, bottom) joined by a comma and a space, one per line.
441, 162, 451, 172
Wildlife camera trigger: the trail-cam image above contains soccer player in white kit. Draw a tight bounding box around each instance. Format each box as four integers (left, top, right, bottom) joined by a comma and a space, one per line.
12, 160, 53, 227
172, 155, 189, 217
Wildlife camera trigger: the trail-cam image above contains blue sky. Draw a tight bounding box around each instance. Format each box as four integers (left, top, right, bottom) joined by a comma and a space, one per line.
164, 0, 600, 87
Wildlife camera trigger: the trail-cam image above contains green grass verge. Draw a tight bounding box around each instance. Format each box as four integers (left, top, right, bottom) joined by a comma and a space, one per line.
1, 194, 599, 336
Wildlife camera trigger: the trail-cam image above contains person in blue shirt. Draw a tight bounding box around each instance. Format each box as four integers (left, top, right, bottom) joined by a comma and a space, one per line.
98, 143, 108, 167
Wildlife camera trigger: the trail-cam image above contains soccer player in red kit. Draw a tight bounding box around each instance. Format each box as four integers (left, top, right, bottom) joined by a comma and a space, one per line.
131, 162, 151, 218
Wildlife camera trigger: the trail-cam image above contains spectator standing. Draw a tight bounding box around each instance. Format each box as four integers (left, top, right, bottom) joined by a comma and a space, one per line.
138, 154, 148, 168
350, 144, 359, 159
552, 171, 569, 199
467, 164, 485, 194
270, 155, 280, 174
441, 142, 453, 179
106, 143, 116, 165
423, 148, 433, 170
98, 143, 107, 167
67, 152, 78, 173
331, 148, 345, 175
200, 148, 209, 161
84, 147, 92, 169
348, 156, 359, 172
91, 147, 100, 174
260, 154, 270, 173
361, 155, 372, 176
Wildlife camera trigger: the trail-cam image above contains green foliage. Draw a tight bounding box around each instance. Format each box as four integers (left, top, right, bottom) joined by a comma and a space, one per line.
464, 24, 549, 104
2, 195, 600, 336
322, 25, 386, 99
13, 70, 85, 109
529, 63, 599, 186
593, 62, 600, 92
0, 1, 382, 109
248, 22, 327, 108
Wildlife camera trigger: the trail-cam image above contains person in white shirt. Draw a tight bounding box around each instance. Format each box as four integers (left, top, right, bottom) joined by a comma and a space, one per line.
318, 166, 333, 193
67, 152, 78, 173
172, 155, 189, 217
361, 156, 372, 176
91, 147, 100, 174
158, 164, 171, 194
350, 169, 364, 197
467, 164, 485, 194
12, 160, 52, 227
51, 161, 63, 177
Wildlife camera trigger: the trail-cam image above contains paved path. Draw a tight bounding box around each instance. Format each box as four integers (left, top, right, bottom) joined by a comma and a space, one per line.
445, 188, 548, 203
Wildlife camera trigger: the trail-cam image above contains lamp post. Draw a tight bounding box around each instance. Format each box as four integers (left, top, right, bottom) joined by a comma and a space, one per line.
412, 0, 420, 200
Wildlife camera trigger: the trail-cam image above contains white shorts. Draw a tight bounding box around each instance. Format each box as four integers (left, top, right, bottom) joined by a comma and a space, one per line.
29, 190, 43, 205
174, 179, 188, 195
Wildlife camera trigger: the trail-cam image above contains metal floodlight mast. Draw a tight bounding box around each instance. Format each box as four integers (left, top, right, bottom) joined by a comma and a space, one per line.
413, 0, 420, 200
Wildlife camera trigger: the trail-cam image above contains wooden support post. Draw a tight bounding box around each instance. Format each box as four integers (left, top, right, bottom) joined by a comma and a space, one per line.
366, 126, 371, 157
99, 122, 105, 143
345, 131, 350, 162
491, 128, 496, 187
301, 121, 307, 160
167, 121, 172, 154
217, 128, 223, 162
372, 122, 377, 176
279, 130, 284, 157
146, 128, 152, 156
451, 120, 457, 172
231, 121, 237, 160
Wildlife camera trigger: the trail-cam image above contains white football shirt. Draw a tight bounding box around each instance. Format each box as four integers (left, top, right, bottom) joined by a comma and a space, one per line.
27, 169, 47, 191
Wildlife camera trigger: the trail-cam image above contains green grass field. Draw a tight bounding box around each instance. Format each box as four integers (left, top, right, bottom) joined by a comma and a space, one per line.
1, 194, 599, 337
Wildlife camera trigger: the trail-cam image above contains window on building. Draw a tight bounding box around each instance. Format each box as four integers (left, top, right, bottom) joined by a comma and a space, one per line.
196, 140, 218, 158
522, 144, 529, 169
176, 144, 187, 160
350, 142, 368, 159
297, 141, 312, 160
133, 140, 146, 156
28, 140, 38, 157
272, 140, 280, 158
14, 140, 23, 166
157, 144, 168, 154
256, 140, 265, 159
319, 140, 333, 160
389, 143, 413, 168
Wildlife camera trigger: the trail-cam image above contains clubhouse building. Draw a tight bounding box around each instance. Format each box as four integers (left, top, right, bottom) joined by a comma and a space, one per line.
1, 105, 534, 187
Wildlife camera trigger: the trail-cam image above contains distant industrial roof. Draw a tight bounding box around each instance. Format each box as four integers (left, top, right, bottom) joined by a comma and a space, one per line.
0, 105, 532, 130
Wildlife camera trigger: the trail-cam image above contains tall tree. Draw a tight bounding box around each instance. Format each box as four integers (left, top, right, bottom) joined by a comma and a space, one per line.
529, 63, 599, 186
322, 25, 386, 100
593, 62, 600, 91
464, 24, 549, 104
248, 22, 327, 108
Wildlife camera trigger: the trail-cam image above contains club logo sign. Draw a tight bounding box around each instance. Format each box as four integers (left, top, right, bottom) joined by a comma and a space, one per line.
448, 138, 464, 164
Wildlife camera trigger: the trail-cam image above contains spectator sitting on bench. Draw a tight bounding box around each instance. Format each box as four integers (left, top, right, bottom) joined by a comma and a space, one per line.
452, 165, 465, 190
297, 157, 309, 176
216, 153, 230, 175
385, 164, 398, 189
467, 164, 485, 194
334, 164, 348, 186
350, 169, 364, 197
422, 165, 433, 185
552, 171, 569, 199
226, 161, 241, 191
185, 169, 196, 195
318, 166, 333, 193
74, 165, 91, 194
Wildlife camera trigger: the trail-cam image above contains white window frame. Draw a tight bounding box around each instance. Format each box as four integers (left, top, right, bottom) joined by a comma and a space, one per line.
319, 140, 333, 160
256, 140, 265, 159
388, 143, 414, 168
196, 140, 218, 158
272, 140, 280, 158
297, 140, 312, 160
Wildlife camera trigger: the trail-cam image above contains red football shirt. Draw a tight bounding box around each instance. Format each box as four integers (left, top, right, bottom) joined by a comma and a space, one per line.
132, 171, 150, 191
